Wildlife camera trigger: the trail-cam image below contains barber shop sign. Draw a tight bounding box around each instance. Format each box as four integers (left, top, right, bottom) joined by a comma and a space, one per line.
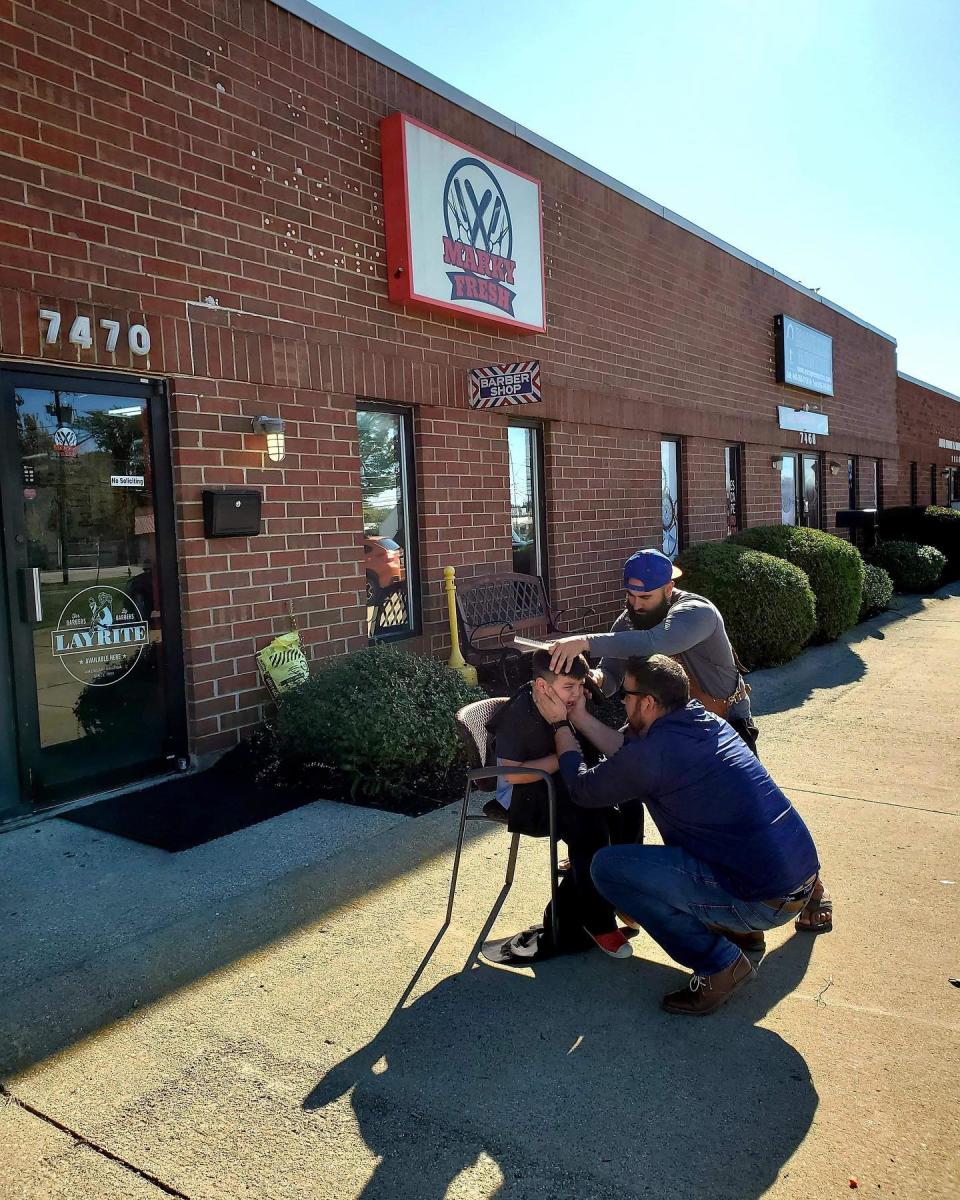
380, 113, 546, 333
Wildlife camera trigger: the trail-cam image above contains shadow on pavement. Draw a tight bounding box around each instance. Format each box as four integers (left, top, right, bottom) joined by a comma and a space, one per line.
0, 810, 487, 1078
748, 588, 957, 718
305, 934, 818, 1200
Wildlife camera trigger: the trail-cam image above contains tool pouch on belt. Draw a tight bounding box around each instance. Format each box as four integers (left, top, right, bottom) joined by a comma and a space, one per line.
670, 655, 751, 720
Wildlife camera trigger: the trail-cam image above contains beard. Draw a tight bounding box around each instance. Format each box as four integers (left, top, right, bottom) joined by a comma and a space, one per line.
626, 595, 672, 630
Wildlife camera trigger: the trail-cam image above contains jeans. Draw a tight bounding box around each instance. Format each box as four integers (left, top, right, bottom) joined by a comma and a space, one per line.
591, 843, 805, 976
728, 715, 760, 759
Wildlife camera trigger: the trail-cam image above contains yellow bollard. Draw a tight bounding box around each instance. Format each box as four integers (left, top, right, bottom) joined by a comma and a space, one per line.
443, 565, 478, 686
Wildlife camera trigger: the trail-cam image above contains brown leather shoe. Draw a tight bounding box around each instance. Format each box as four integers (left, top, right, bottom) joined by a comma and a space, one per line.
661, 953, 757, 1016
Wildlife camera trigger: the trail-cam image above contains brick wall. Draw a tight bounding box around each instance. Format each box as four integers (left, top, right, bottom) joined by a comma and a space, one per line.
0, 0, 905, 756
895, 376, 960, 507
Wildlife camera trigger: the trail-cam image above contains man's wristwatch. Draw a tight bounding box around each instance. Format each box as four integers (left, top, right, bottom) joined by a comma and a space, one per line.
549, 719, 575, 735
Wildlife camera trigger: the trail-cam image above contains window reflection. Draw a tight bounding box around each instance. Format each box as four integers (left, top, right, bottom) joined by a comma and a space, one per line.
661, 439, 680, 557
15, 387, 164, 773
508, 425, 542, 577
358, 406, 415, 638
780, 455, 797, 525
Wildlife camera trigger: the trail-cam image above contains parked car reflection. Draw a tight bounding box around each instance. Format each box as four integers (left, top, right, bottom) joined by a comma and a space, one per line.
364, 535, 404, 603
512, 527, 534, 576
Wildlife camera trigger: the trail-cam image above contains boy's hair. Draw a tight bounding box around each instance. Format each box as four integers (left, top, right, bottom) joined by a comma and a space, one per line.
531, 648, 588, 682
623, 654, 689, 711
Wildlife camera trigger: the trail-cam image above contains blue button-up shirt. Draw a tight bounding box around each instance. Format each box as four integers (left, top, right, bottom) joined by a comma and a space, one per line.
559, 702, 819, 901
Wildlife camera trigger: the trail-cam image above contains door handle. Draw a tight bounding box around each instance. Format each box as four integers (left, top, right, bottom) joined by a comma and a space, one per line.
21, 567, 43, 623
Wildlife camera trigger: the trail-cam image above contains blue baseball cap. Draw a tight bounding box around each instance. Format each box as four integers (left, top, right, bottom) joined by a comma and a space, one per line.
622, 548, 682, 592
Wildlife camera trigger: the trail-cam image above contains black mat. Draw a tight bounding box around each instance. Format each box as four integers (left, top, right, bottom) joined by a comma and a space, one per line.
64, 742, 320, 852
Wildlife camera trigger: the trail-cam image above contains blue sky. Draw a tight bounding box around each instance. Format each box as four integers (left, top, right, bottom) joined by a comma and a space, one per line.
310, 0, 960, 397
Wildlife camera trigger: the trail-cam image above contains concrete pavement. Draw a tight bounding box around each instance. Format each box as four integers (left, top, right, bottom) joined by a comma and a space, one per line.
2, 586, 959, 1199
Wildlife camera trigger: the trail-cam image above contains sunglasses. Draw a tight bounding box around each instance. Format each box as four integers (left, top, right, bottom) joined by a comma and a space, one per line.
616, 686, 651, 699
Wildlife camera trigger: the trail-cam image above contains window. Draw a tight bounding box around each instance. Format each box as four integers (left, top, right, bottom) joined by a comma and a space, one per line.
847, 456, 858, 510
873, 459, 883, 510
930, 464, 937, 505
909, 462, 918, 506
508, 422, 546, 580
357, 403, 419, 640
952, 467, 960, 507
724, 444, 744, 535
779, 453, 798, 525
660, 438, 682, 557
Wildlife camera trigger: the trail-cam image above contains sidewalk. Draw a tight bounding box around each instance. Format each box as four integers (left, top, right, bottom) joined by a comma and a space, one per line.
2, 586, 958, 1200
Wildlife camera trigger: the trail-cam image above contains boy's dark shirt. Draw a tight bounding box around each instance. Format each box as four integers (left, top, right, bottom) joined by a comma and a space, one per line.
492, 682, 625, 836
490, 683, 570, 838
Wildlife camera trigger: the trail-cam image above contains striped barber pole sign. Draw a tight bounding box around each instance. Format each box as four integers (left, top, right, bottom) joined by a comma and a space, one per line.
468, 360, 542, 409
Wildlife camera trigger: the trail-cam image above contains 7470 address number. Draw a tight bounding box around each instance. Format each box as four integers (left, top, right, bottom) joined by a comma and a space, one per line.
39, 308, 151, 357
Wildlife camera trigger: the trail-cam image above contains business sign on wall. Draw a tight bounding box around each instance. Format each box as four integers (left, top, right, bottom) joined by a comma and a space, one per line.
778, 405, 830, 436
380, 113, 546, 334
468, 361, 542, 408
775, 314, 834, 397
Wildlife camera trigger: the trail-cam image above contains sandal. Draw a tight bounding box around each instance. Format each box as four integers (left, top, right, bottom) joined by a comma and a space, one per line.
795, 889, 833, 934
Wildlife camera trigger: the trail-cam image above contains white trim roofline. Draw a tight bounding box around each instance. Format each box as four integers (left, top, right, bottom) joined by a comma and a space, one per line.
275, 0, 896, 345
898, 372, 960, 404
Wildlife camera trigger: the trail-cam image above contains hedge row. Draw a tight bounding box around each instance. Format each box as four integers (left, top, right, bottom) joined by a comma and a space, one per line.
730, 526, 865, 641
675, 542, 815, 669
866, 540, 946, 592
878, 506, 960, 580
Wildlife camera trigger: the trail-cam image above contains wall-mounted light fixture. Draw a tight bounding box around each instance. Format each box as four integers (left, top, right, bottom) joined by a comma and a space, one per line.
771, 455, 784, 470
828, 460, 841, 476
251, 414, 286, 462
941, 467, 952, 480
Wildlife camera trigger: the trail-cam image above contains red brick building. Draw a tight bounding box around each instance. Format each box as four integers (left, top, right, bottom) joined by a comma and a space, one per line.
0, 0, 935, 817
895, 373, 960, 509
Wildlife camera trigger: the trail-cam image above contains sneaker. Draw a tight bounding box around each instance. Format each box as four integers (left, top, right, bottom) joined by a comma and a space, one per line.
481, 798, 509, 824
585, 927, 633, 959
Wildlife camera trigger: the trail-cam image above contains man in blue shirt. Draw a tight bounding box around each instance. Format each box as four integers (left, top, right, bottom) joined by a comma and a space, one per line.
532, 654, 821, 1015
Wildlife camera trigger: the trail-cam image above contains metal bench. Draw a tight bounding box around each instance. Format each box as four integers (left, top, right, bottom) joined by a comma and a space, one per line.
454, 572, 597, 692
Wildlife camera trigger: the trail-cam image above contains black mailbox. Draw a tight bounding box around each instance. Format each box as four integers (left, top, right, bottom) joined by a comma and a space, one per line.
202, 490, 262, 538
835, 508, 878, 549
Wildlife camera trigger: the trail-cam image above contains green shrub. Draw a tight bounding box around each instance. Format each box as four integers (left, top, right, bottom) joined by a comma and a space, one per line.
674, 541, 816, 669
730, 525, 865, 641
859, 563, 894, 619
866, 540, 946, 593
878, 505, 960, 580
272, 644, 484, 800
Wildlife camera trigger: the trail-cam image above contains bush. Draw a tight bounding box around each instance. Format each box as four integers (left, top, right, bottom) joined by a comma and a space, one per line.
878, 505, 960, 580
674, 541, 816, 669
272, 644, 485, 800
730, 525, 865, 641
859, 563, 894, 619
866, 540, 946, 593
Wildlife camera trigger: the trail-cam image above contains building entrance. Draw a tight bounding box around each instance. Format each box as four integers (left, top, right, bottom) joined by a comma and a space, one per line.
0, 366, 186, 815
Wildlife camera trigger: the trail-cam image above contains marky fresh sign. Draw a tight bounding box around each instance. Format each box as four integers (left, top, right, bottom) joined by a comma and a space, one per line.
380, 113, 546, 333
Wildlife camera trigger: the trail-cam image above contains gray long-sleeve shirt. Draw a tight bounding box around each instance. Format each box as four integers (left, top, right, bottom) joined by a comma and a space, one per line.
590, 589, 751, 720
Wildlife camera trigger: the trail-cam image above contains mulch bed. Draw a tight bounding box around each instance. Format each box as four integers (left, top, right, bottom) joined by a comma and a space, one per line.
66, 738, 463, 853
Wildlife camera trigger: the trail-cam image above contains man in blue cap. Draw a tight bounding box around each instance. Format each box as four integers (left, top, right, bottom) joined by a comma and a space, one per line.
547, 548, 833, 936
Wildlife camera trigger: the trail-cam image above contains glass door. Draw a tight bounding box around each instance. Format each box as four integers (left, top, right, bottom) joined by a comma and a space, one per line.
800, 453, 821, 528
0, 368, 186, 806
